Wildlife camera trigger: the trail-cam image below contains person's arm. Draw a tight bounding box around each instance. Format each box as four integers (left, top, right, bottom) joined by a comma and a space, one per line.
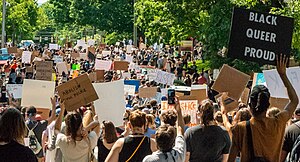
150, 138, 157, 152
174, 98, 184, 136
47, 97, 57, 124
105, 138, 124, 162
82, 115, 100, 137
277, 54, 299, 120
54, 102, 65, 135
227, 126, 239, 162
222, 154, 229, 162
185, 152, 190, 162
219, 93, 234, 130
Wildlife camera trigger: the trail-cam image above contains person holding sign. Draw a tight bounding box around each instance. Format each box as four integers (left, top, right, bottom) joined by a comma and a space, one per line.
228, 55, 299, 162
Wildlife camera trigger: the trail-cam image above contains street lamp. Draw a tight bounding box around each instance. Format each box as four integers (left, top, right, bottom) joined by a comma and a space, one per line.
1, 0, 6, 48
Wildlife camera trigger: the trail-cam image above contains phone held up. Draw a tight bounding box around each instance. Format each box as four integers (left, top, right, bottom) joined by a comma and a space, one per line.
167, 89, 176, 105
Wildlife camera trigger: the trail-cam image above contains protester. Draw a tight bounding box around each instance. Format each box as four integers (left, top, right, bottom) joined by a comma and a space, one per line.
228, 55, 299, 161
185, 99, 231, 162
97, 121, 118, 162
0, 108, 37, 162
105, 110, 157, 162
281, 120, 300, 161
160, 110, 177, 126
54, 102, 100, 162
143, 98, 186, 162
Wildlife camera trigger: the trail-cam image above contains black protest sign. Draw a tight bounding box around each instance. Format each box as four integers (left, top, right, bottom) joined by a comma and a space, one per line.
228, 7, 294, 65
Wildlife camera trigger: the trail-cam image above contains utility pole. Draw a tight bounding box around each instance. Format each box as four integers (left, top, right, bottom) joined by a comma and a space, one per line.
133, 0, 137, 47
1, 0, 6, 48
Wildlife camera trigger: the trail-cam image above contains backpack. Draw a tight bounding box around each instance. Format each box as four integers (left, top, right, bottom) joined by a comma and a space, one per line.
287, 122, 300, 162
26, 122, 42, 155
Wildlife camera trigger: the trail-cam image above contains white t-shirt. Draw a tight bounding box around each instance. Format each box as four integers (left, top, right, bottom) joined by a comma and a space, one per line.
56, 131, 98, 162
143, 135, 186, 162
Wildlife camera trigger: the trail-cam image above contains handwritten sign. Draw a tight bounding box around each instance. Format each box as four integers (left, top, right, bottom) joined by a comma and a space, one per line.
22, 51, 32, 63
8, 47, 18, 53
57, 74, 99, 111
77, 40, 86, 46
154, 70, 175, 86
36, 61, 53, 81
180, 100, 198, 125
49, 44, 59, 50
228, 7, 294, 65
95, 60, 112, 71
113, 61, 129, 71
87, 40, 95, 46
53, 55, 63, 63
56, 62, 68, 75
6, 84, 22, 99
21, 80, 55, 109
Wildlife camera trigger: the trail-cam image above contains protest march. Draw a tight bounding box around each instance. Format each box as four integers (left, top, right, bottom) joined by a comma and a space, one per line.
0, 2, 300, 162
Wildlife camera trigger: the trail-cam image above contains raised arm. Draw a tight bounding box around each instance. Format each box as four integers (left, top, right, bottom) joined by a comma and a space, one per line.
277, 54, 299, 119
47, 97, 57, 124
174, 98, 184, 136
54, 102, 65, 135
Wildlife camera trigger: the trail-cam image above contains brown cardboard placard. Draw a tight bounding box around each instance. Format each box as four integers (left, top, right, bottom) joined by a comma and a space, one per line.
215, 93, 239, 112
240, 88, 250, 105
113, 61, 129, 71
32, 51, 40, 57
57, 74, 99, 111
270, 97, 290, 110
26, 66, 33, 73
15, 49, 23, 58
212, 64, 250, 101
139, 87, 157, 98
175, 92, 185, 97
71, 52, 80, 58
88, 70, 104, 82
8, 47, 18, 53
190, 89, 207, 103
35, 61, 53, 81
36, 108, 51, 120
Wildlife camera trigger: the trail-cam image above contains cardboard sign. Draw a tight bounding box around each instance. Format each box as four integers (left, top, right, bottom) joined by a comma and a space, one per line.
113, 61, 129, 71
154, 70, 175, 86
190, 89, 207, 103
15, 49, 23, 58
8, 47, 18, 53
212, 64, 250, 101
180, 40, 193, 51
124, 80, 140, 92
215, 94, 239, 112
57, 74, 99, 111
36, 108, 50, 120
88, 47, 96, 54
139, 87, 157, 98
26, 66, 33, 73
270, 97, 290, 110
89, 70, 104, 82
124, 85, 136, 96
36, 61, 53, 81
95, 60, 112, 71
71, 52, 80, 58
49, 44, 59, 50
93, 80, 126, 126
228, 7, 294, 65
6, 84, 22, 99
240, 88, 250, 104
263, 67, 300, 107
22, 51, 32, 63
180, 100, 198, 125
56, 62, 68, 75
21, 80, 55, 109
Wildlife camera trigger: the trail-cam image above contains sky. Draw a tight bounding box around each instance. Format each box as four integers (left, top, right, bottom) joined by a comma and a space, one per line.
37, 0, 48, 5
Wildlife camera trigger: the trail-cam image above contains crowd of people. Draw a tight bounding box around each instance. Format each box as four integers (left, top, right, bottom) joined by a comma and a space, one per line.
0, 42, 299, 162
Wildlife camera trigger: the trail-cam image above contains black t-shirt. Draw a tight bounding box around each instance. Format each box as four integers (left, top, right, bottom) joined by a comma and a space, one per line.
0, 140, 37, 162
119, 136, 152, 162
97, 138, 111, 162
282, 121, 300, 153
184, 125, 231, 162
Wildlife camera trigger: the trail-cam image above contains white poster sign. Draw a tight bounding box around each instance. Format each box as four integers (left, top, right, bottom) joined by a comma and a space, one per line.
87, 40, 95, 46
77, 40, 86, 46
53, 55, 63, 63
93, 80, 126, 126
49, 44, 59, 50
21, 80, 55, 109
22, 51, 32, 63
124, 85, 136, 96
154, 70, 175, 85
6, 84, 22, 99
263, 67, 300, 107
95, 60, 112, 71
125, 55, 133, 63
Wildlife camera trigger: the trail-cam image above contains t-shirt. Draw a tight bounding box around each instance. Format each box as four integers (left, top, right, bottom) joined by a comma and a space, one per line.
229, 114, 288, 162
184, 125, 231, 162
56, 131, 98, 162
145, 128, 156, 138
0, 140, 37, 162
282, 121, 300, 153
143, 135, 186, 162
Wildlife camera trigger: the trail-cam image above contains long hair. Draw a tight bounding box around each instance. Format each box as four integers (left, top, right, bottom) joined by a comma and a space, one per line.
102, 121, 118, 144
0, 108, 26, 143
199, 99, 215, 127
65, 112, 82, 143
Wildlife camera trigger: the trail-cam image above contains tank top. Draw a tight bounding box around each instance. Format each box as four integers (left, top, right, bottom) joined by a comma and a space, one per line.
97, 138, 111, 162
119, 136, 152, 162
